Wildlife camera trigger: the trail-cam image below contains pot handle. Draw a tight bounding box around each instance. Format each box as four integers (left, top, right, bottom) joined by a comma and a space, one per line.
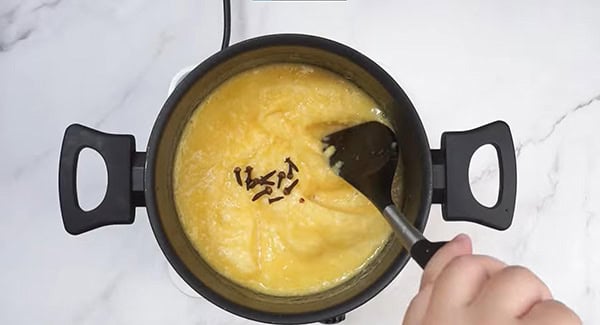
59, 124, 145, 235
431, 121, 517, 230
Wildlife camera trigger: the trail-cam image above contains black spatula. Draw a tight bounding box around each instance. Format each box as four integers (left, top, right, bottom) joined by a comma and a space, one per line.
322, 121, 447, 268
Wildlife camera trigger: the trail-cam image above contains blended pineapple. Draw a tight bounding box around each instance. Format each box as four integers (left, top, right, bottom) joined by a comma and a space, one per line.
174, 63, 392, 296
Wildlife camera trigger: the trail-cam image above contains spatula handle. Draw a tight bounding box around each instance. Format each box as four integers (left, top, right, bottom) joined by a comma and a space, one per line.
382, 205, 448, 268
410, 240, 448, 269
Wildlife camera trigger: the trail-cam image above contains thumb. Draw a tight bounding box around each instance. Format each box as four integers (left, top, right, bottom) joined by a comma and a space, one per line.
420, 233, 472, 290
403, 234, 472, 325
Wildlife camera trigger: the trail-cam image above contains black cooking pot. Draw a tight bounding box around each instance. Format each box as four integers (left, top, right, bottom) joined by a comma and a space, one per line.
59, 34, 517, 324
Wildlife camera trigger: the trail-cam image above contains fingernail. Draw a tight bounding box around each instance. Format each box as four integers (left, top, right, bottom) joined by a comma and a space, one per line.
453, 233, 469, 243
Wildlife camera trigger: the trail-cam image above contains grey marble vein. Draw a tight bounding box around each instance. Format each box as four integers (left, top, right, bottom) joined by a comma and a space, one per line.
470, 163, 498, 186
584, 209, 595, 232
516, 93, 600, 158
471, 93, 600, 186
91, 78, 144, 129
71, 273, 121, 324
92, 38, 168, 129
32, 0, 62, 12
511, 153, 560, 261
153, 31, 175, 58
535, 153, 560, 214
583, 172, 596, 230
0, 0, 62, 52
0, 5, 19, 23
0, 26, 34, 52
6, 147, 54, 183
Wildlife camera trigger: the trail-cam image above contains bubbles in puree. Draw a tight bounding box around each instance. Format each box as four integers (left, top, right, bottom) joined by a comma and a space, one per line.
174, 63, 392, 296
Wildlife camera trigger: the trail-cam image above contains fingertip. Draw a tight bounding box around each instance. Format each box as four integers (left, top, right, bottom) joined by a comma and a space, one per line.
453, 233, 472, 251
444, 233, 473, 257
419, 233, 473, 290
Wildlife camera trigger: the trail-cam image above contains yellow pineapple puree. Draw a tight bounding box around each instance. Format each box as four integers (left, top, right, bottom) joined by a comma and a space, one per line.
174, 63, 391, 296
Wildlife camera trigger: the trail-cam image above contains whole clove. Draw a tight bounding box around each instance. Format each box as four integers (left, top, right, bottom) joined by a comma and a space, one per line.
233, 167, 243, 186
247, 178, 260, 189
244, 166, 254, 190
259, 170, 277, 186
268, 196, 284, 204
285, 157, 299, 179
285, 157, 299, 172
283, 179, 299, 196
252, 186, 273, 201
277, 171, 286, 189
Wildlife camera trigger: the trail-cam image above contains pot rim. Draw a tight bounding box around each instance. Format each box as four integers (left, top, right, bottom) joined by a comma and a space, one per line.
145, 33, 433, 324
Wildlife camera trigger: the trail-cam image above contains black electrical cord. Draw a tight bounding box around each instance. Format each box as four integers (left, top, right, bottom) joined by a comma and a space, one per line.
221, 0, 231, 50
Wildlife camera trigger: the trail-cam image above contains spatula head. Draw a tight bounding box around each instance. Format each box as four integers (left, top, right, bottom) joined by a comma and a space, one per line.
322, 121, 399, 211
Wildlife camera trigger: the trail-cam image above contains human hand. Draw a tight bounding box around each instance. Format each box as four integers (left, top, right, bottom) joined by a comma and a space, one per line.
403, 234, 581, 325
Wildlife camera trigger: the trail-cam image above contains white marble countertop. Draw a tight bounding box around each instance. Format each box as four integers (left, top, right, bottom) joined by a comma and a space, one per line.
1, 0, 599, 324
